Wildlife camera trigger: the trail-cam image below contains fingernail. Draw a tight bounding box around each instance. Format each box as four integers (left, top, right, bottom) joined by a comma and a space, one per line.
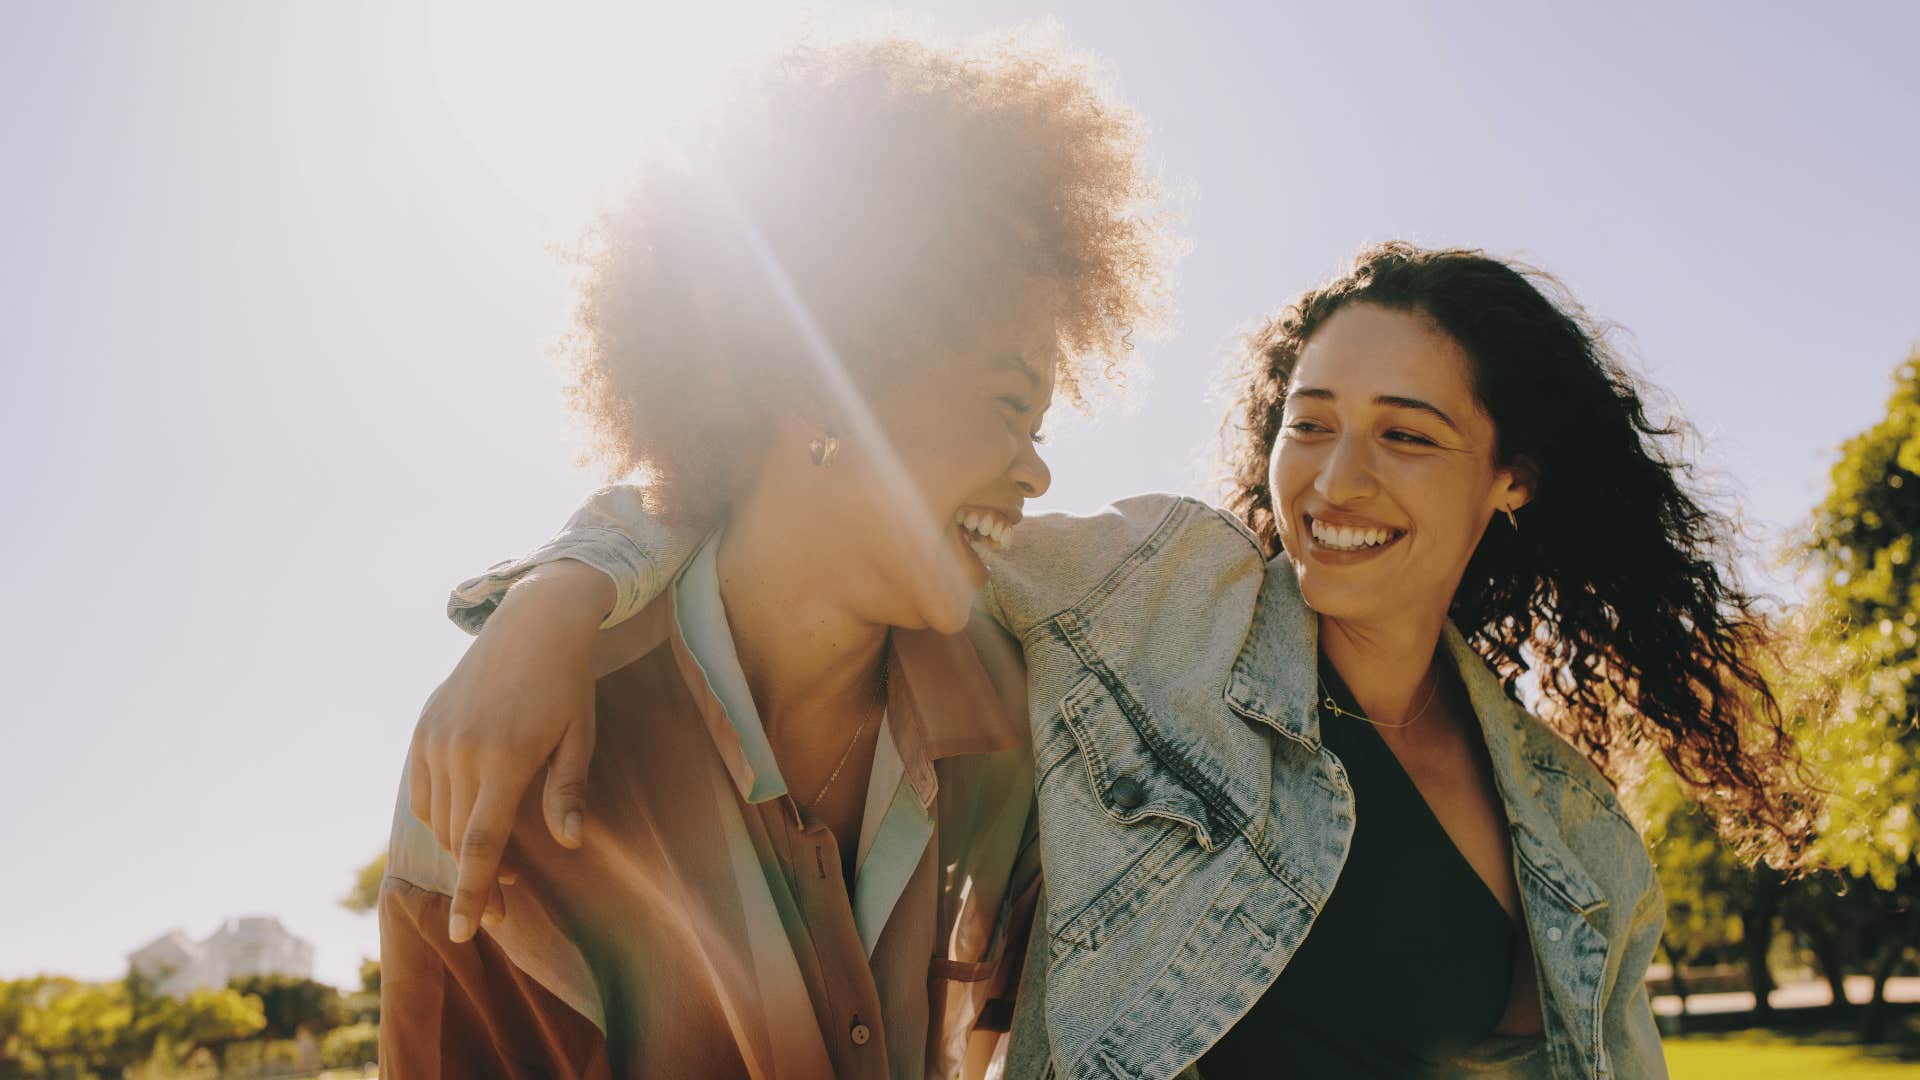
449, 914, 472, 943
481, 908, 502, 930
498, 870, 518, 886
563, 812, 582, 846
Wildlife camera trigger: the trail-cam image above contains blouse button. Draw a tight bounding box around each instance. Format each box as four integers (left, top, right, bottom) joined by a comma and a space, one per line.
1110, 776, 1146, 811
1546, 926, 1564, 942
850, 1021, 872, 1046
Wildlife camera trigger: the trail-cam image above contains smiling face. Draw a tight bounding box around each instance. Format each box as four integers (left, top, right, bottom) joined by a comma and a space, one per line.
1268, 302, 1532, 630
807, 327, 1056, 635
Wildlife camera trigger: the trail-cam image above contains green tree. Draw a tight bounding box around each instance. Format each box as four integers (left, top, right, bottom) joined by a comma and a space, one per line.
1801, 344, 1920, 1040
160, 987, 268, 1069
319, 1021, 380, 1070
342, 851, 387, 914
227, 975, 344, 1041
20, 978, 142, 1075
0, 976, 79, 1076
344, 957, 382, 1026
1628, 733, 1791, 1022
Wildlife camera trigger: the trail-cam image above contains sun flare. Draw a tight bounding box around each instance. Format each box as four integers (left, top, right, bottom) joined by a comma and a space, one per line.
425, 0, 807, 229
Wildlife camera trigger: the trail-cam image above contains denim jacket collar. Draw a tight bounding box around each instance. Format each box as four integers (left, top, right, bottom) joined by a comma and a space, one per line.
1221, 556, 1609, 917
1444, 624, 1609, 918
1221, 554, 1321, 747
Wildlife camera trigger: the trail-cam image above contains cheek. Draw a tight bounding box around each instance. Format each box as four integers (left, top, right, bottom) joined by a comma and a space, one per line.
1266, 444, 1308, 521
888, 402, 1012, 502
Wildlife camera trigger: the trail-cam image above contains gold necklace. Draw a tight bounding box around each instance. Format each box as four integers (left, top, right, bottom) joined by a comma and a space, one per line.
1320, 669, 1441, 730
804, 644, 891, 811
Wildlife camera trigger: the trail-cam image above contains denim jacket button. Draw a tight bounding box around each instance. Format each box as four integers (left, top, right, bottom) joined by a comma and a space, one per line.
1547, 926, 1563, 942
1110, 776, 1146, 811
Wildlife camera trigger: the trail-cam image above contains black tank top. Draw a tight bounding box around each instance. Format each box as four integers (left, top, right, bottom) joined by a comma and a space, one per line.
1197, 654, 1517, 1077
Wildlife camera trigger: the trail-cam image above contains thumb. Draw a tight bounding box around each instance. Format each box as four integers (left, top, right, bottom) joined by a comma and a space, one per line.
543, 713, 596, 849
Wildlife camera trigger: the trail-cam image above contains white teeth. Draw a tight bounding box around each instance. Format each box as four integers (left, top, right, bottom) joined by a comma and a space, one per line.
956, 509, 1011, 551
1310, 518, 1397, 551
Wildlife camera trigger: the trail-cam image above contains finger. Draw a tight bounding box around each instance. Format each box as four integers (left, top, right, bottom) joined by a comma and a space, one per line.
497, 862, 518, 886
448, 768, 479, 878
407, 728, 434, 829
543, 712, 597, 849
482, 882, 506, 930
448, 784, 518, 944
430, 754, 453, 856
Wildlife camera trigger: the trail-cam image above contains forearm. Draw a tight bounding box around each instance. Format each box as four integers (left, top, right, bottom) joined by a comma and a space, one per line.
447, 484, 699, 635
491, 558, 618, 642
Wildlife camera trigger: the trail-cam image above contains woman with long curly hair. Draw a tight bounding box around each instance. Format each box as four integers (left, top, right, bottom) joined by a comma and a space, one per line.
413, 242, 1812, 1078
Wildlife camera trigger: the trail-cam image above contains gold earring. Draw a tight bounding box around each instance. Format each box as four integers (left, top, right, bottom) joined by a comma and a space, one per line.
808, 431, 841, 468
1504, 507, 1519, 530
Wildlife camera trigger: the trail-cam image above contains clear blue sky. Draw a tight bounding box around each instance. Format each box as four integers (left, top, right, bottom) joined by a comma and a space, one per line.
3, 1, 1915, 989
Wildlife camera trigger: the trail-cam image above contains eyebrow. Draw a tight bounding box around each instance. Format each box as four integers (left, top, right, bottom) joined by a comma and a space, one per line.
1286, 386, 1462, 433
993, 354, 1043, 389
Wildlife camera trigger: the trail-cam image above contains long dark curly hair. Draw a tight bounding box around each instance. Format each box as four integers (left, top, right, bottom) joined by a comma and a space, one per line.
1221, 242, 1816, 865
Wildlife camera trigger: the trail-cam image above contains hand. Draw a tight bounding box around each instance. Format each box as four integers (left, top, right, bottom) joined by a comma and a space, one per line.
408, 559, 615, 943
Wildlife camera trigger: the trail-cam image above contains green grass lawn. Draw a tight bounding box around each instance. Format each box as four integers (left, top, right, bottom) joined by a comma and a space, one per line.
1666, 1015, 1920, 1077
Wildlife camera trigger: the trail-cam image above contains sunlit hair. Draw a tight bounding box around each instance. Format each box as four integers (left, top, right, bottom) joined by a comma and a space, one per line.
558, 30, 1175, 518
1220, 242, 1818, 866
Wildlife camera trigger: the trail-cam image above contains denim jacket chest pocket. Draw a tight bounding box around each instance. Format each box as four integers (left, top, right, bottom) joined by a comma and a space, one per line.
1032, 671, 1219, 954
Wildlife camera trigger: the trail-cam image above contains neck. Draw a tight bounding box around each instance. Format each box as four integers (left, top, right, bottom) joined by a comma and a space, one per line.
1318, 607, 1448, 729
715, 489, 890, 752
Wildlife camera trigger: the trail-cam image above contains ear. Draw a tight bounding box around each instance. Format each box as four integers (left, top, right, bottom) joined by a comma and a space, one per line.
1496, 454, 1540, 513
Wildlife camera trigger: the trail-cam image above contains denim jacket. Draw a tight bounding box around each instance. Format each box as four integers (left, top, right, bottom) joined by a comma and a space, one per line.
451, 489, 1667, 1080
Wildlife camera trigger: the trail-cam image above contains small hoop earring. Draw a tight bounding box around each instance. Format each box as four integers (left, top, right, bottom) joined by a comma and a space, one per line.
808, 431, 841, 468
1504, 507, 1519, 530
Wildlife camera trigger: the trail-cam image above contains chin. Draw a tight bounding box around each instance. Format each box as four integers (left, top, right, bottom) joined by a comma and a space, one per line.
1294, 575, 1368, 623
918, 593, 976, 636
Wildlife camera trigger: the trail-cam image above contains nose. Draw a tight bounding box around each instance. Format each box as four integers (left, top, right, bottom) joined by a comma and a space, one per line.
1313, 430, 1377, 504
1010, 438, 1052, 499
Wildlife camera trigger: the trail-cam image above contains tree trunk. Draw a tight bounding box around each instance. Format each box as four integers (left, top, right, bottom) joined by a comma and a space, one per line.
1862, 897, 1920, 1043
1742, 883, 1780, 1019
1658, 934, 1691, 1016
1861, 940, 1905, 1043
1803, 922, 1852, 1007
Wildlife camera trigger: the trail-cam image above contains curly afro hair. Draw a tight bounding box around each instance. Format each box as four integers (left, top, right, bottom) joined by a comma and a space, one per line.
557, 30, 1178, 520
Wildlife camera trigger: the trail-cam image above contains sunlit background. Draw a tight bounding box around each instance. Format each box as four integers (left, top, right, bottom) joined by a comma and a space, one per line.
3, 0, 1917, 995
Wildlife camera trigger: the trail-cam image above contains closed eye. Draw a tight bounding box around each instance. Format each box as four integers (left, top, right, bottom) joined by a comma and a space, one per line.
1385, 430, 1437, 446
999, 395, 1031, 414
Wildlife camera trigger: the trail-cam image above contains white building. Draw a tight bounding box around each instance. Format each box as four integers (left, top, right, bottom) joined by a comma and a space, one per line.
129, 916, 315, 997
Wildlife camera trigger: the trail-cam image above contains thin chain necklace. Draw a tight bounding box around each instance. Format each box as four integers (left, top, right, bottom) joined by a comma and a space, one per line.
804, 641, 891, 811
1320, 667, 1442, 730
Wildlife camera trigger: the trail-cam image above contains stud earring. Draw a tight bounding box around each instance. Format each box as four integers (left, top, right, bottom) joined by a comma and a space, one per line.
808, 430, 841, 468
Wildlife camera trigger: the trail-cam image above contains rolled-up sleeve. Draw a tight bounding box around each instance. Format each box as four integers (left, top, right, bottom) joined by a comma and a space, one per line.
379, 877, 610, 1080
445, 485, 700, 635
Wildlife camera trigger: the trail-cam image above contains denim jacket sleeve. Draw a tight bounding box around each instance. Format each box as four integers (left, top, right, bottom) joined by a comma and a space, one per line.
447, 487, 1234, 640
445, 485, 700, 634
